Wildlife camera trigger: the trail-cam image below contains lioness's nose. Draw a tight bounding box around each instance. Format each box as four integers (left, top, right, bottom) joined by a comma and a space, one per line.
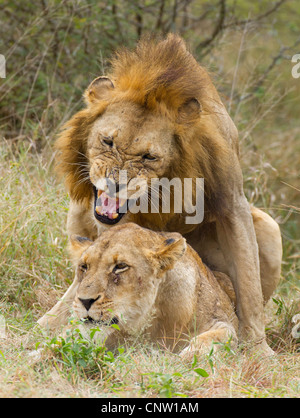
79, 296, 99, 311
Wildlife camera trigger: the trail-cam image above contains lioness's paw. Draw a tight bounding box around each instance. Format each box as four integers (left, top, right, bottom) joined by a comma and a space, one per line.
179, 340, 212, 360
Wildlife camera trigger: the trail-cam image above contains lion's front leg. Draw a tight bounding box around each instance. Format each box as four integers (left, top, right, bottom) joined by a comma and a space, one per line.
216, 195, 267, 348
67, 199, 99, 240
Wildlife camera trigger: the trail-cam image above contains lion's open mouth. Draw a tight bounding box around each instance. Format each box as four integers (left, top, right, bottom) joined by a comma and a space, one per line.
93, 186, 128, 225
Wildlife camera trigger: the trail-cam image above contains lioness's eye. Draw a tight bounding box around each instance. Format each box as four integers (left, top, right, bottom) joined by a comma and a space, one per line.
103, 137, 113, 147
113, 263, 129, 274
79, 263, 88, 273
142, 153, 156, 161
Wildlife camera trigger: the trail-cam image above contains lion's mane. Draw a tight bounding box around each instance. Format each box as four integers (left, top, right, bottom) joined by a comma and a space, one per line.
56, 34, 232, 218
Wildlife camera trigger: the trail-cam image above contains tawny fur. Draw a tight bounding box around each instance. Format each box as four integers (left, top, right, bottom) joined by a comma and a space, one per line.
56, 34, 233, 216
48, 34, 282, 350
41, 223, 238, 354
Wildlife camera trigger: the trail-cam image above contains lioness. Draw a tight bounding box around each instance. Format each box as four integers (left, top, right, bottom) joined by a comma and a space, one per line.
51, 223, 239, 353
39, 34, 282, 352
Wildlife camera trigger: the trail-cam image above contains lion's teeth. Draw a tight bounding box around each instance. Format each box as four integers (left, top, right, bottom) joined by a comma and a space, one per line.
97, 189, 103, 198
111, 213, 119, 219
95, 205, 102, 215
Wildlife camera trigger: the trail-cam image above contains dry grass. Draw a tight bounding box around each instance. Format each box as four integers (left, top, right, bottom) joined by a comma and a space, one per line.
0, 324, 299, 398
0, 125, 299, 398
0, 0, 299, 398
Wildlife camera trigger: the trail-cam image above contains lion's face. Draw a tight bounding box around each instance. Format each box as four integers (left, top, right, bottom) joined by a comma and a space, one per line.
87, 101, 177, 225
56, 35, 230, 232
71, 223, 186, 333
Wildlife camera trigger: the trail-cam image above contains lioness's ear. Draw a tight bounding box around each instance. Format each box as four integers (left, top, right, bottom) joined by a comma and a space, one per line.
152, 235, 187, 274
69, 235, 93, 261
84, 76, 114, 104
177, 98, 201, 124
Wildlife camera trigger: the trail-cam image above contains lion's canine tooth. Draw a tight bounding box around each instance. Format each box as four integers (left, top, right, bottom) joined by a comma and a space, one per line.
111, 213, 119, 219
97, 189, 103, 198
95, 205, 102, 215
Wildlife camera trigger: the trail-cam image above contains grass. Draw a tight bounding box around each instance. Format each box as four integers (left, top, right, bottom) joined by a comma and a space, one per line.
0, 0, 299, 398
0, 317, 299, 398
0, 135, 299, 398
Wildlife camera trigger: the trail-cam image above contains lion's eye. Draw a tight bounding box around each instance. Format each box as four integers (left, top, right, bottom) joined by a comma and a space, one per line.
113, 263, 129, 274
79, 263, 88, 273
142, 153, 156, 161
103, 137, 113, 147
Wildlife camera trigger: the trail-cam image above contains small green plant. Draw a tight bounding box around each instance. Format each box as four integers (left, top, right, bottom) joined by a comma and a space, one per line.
140, 354, 210, 398
44, 322, 115, 379
190, 354, 210, 378
266, 297, 300, 352
189, 337, 237, 375
272, 297, 285, 316
140, 371, 187, 398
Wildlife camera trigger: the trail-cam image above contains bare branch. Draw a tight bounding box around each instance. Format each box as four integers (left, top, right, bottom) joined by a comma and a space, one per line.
135, 9, 143, 37
223, 0, 288, 29
155, 0, 166, 31
197, 0, 226, 50
111, 1, 124, 41
238, 36, 300, 103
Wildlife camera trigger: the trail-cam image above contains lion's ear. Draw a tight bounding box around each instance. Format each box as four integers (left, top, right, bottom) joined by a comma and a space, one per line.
69, 235, 93, 261
84, 76, 114, 104
177, 98, 201, 124
151, 235, 187, 274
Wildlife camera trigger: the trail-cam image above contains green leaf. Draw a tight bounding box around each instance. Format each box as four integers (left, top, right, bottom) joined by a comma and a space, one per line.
90, 327, 101, 339
193, 368, 209, 377
77, 359, 87, 368
35, 341, 41, 350
191, 354, 198, 368
118, 347, 125, 355
104, 351, 115, 362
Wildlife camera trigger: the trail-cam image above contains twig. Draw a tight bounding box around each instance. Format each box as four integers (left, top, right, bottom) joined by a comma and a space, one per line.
112, 1, 124, 40
197, 0, 226, 50
228, 17, 249, 114
223, 0, 288, 29
155, 0, 166, 31
238, 37, 300, 103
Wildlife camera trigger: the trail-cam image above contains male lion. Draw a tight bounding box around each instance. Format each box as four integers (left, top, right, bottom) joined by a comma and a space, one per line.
53, 223, 239, 354
39, 35, 282, 352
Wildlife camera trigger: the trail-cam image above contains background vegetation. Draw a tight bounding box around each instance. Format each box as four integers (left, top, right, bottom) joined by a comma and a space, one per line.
0, 0, 299, 397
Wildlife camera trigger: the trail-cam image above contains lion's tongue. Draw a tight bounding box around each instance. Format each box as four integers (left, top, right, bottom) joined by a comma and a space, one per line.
96, 192, 119, 219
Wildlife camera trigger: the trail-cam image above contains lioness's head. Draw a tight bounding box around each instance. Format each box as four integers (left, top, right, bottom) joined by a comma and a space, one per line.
71, 223, 186, 334
56, 35, 229, 229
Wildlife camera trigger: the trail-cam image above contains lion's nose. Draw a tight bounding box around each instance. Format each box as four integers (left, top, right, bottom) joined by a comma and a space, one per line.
79, 296, 100, 311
